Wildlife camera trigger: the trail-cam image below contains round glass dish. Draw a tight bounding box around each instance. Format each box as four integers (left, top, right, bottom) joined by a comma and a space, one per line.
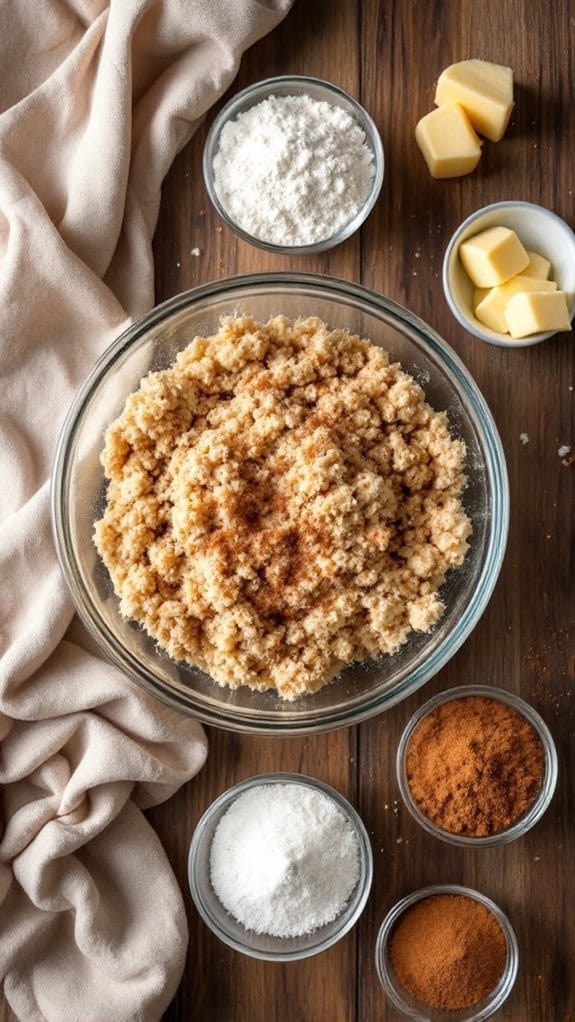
187, 772, 373, 961
202, 75, 385, 254
375, 883, 519, 1022
51, 272, 509, 735
396, 684, 558, 847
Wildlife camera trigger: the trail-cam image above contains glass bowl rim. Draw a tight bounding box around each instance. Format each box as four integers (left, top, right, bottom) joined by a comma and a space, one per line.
187, 770, 373, 961
396, 683, 558, 847
50, 270, 510, 735
375, 882, 519, 1021
202, 73, 385, 254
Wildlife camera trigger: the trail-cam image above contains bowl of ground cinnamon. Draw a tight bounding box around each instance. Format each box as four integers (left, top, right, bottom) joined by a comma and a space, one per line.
376, 884, 519, 1020
397, 685, 557, 846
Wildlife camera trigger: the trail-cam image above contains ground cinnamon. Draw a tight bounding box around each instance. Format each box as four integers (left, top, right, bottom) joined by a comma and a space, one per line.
390, 893, 507, 1010
406, 695, 544, 836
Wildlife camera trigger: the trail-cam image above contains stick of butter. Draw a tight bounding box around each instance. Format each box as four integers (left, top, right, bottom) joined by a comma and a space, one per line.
415, 103, 482, 179
435, 59, 514, 142
475, 276, 558, 333
459, 226, 529, 287
504, 290, 571, 338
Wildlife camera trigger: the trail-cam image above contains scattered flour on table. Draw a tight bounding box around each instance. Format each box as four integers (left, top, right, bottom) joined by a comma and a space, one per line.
212, 94, 375, 245
209, 783, 360, 937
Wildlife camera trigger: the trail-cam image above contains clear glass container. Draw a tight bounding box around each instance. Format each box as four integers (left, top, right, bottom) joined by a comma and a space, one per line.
187, 772, 373, 961
51, 273, 509, 734
375, 883, 519, 1021
202, 75, 385, 254
396, 684, 558, 847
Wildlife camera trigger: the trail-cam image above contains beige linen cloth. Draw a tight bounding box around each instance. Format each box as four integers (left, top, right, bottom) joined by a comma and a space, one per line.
0, 2, 292, 1020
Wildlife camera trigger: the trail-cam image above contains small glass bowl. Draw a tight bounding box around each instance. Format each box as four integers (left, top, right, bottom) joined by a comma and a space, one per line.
375, 884, 519, 1022
187, 772, 373, 961
396, 684, 558, 847
202, 75, 385, 254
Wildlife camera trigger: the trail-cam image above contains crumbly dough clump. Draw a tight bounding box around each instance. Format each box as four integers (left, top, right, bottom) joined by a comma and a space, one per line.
94, 316, 471, 700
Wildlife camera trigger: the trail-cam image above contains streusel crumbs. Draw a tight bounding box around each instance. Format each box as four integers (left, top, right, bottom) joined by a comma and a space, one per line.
94, 316, 471, 700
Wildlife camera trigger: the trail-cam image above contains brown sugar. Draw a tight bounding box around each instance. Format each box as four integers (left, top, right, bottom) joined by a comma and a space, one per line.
406, 695, 545, 836
390, 893, 507, 1010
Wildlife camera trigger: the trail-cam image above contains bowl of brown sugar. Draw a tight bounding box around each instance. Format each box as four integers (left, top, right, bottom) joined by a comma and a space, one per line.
396, 684, 558, 846
376, 883, 519, 1021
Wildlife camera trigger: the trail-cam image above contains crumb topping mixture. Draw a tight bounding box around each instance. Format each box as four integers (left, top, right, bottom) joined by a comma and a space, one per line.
94, 316, 471, 700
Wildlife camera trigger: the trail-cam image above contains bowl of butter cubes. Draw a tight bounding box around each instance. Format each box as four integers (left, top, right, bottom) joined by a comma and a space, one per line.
442, 200, 575, 347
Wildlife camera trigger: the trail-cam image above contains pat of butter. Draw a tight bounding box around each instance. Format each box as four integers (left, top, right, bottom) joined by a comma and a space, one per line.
473, 287, 490, 309
517, 250, 552, 280
435, 59, 514, 142
459, 226, 528, 287
504, 290, 571, 339
475, 276, 557, 333
415, 103, 481, 179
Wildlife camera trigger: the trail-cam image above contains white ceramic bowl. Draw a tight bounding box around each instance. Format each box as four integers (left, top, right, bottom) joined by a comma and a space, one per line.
443, 200, 575, 347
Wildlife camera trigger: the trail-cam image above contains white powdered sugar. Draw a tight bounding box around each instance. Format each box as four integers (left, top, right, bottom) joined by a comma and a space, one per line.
212, 93, 375, 245
209, 783, 361, 937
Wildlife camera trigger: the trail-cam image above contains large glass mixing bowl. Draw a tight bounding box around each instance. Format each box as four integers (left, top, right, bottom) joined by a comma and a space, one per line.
51, 274, 509, 735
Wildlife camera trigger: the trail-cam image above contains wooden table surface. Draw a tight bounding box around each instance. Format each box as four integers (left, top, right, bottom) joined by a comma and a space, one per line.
148, 2, 575, 1019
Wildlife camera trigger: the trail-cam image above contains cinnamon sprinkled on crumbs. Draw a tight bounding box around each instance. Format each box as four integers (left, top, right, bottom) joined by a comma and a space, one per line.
94, 315, 471, 700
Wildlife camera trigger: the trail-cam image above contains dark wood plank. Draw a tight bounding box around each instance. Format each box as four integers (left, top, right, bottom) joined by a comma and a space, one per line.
358, 2, 574, 1020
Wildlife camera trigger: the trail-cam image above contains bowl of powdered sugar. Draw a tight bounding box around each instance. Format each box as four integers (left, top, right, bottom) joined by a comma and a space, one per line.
203, 75, 384, 253
188, 772, 373, 960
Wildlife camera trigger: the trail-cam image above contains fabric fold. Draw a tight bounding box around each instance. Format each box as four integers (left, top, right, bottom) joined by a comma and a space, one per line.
0, 1, 293, 1019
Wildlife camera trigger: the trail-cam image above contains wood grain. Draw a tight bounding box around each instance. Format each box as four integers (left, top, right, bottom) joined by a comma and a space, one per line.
147, 1, 575, 1019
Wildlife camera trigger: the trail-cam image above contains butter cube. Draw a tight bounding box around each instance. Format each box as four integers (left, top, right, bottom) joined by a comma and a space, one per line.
504, 290, 571, 338
459, 226, 528, 287
473, 287, 490, 309
517, 250, 552, 280
415, 104, 481, 179
475, 276, 557, 333
435, 59, 514, 142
